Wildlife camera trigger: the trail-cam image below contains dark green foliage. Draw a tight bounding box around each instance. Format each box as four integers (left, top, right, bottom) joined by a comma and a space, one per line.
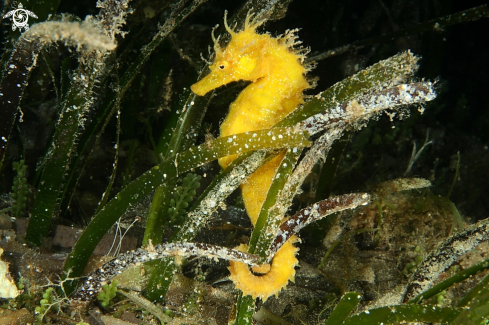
11, 160, 28, 219
167, 173, 202, 226
121, 140, 141, 187
340, 303, 461, 324
0, 0, 61, 170
409, 257, 489, 304
324, 283, 489, 325
63, 127, 308, 295
324, 293, 363, 325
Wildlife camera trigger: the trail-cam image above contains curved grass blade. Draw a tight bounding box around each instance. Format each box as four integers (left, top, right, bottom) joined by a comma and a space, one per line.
341, 304, 460, 325
144, 150, 269, 301
248, 148, 301, 258
234, 293, 256, 325
143, 88, 212, 246
457, 259, 489, 308
324, 292, 362, 325
62, 128, 309, 293
453, 271, 489, 325
24, 20, 117, 245
58, 0, 208, 221
403, 217, 489, 302
277, 51, 419, 128
236, 50, 427, 322
408, 257, 489, 304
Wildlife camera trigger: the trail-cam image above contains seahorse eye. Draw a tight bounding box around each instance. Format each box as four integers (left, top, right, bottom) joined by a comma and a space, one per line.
217, 61, 229, 70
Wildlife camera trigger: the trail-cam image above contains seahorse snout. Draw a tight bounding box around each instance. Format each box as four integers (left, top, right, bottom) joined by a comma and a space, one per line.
191, 70, 232, 96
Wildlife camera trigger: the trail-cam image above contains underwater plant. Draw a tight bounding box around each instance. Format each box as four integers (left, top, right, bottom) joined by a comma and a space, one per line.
1, 0, 489, 324
69, 4, 438, 322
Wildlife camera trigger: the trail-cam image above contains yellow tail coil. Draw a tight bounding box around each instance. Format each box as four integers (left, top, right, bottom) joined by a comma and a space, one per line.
191, 11, 311, 300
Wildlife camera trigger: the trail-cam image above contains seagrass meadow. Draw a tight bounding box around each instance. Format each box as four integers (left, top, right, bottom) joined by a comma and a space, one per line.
0, 0, 488, 324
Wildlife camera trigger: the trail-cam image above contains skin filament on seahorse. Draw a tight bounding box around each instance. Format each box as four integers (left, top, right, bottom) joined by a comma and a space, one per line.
191, 11, 312, 301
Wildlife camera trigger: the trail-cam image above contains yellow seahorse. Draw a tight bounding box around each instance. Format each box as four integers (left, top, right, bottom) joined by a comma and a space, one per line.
191, 12, 312, 300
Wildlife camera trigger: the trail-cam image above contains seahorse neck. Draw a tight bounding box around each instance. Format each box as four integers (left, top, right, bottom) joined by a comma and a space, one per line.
254, 50, 307, 96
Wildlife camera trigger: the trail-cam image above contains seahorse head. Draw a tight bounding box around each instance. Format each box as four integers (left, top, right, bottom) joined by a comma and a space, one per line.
191, 11, 269, 96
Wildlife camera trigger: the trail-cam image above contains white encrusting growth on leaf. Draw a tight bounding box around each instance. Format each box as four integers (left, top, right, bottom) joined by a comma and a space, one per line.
403, 218, 489, 302
178, 150, 268, 241
70, 40, 438, 306
23, 20, 116, 52
268, 193, 370, 258
92, 0, 133, 41
297, 82, 436, 136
